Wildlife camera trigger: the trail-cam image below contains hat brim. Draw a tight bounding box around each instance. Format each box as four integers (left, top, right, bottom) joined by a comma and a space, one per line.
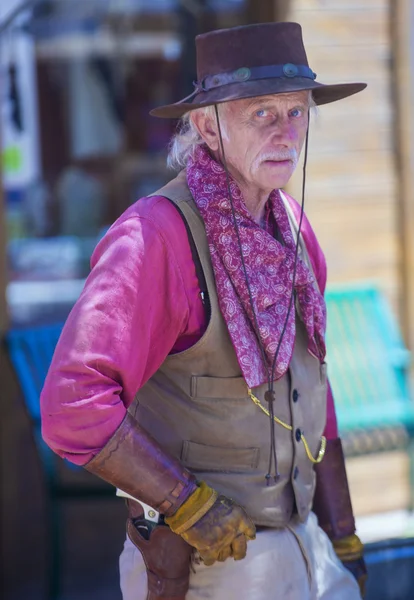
150, 78, 367, 118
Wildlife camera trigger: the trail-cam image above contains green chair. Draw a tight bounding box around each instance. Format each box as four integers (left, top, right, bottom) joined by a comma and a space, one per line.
325, 283, 412, 430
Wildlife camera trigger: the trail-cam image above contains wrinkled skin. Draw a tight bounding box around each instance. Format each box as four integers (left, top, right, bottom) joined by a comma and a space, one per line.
179, 495, 256, 566
191, 91, 311, 224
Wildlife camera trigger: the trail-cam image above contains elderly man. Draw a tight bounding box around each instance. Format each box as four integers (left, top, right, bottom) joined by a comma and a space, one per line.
41, 22, 367, 600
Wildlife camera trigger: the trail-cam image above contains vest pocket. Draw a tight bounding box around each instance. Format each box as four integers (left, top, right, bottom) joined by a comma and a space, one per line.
190, 375, 248, 399
181, 440, 260, 472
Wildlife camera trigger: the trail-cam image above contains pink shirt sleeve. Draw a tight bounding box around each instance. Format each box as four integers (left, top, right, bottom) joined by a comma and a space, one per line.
284, 193, 339, 439
41, 196, 206, 465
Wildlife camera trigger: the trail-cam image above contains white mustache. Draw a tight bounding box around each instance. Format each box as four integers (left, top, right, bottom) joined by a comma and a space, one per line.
253, 149, 299, 171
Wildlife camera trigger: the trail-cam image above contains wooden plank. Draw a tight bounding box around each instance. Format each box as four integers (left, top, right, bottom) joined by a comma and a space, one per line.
296, 8, 389, 47
309, 134, 392, 154
298, 216, 398, 290
294, 0, 388, 10
309, 200, 397, 224
319, 226, 398, 250
289, 177, 396, 203
314, 122, 393, 148
311, 81, 391, 117
311, 106, 392, 128
307, 151, 395, 175
311, 222, 397, 246
326, 268, 399, 292
346, 452, 410, 516
327, 270, 399, 292
324, 262, 399, 287
323, 237, 398, 268
308, 124, 392, 154
306, 44, 391, 79
305, 189, 396, 207
309, 199, 396, 223
308, 42, 390, 63
304, 180, 396, 199
307, 202, 399, 290
310, 216, 397, 256
391, 0, 414, 374
289, 150, 396, 191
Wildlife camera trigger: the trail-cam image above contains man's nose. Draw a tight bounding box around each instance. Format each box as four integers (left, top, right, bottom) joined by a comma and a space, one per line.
271, 116, 298, 142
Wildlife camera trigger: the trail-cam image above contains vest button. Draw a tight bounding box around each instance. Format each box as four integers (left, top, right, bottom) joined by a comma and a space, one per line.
295, 428, 302, 442
293, 466, 299, 480
292, 389, 299, 402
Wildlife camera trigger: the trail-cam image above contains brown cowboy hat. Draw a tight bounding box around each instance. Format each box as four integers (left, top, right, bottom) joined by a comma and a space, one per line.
150, 22, 366, 119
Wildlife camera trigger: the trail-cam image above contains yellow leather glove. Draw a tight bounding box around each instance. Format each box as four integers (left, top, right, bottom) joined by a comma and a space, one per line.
333, 534, 367, 597
165, 481, 256, 566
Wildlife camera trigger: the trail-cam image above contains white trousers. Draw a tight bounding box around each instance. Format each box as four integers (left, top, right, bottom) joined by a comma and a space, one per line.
119, 512, 362, 600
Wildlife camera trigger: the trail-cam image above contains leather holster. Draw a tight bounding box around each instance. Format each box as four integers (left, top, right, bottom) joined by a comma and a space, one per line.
84, 413, 198, 599
127, 500, 193, 600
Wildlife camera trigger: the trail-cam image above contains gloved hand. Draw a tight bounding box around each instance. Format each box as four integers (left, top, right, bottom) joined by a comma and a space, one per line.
165, 481, 256, 566
332, 533, 367, 597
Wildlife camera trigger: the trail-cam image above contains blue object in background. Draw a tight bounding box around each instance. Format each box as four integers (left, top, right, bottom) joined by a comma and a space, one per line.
6, 323, 115, 600
365, 538, 414, 599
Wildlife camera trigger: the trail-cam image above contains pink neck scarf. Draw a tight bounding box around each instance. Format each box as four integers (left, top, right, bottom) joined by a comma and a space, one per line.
186, 145, 326, 388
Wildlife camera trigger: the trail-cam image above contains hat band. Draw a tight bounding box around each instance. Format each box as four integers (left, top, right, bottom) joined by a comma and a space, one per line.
196, 64, 316, 93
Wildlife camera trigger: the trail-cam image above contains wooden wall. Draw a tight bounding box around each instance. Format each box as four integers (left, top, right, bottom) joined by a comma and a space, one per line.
287, 0, 400, 310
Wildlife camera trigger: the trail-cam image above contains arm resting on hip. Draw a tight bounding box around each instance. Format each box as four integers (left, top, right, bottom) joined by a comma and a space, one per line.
84, 411, 197, 516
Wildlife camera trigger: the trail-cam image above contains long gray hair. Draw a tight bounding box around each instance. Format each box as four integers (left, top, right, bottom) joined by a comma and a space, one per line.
167, 106, 216, 171
166, 94, 317, 172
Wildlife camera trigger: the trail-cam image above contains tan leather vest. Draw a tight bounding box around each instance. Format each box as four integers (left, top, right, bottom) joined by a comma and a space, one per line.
130, 171, 327, 528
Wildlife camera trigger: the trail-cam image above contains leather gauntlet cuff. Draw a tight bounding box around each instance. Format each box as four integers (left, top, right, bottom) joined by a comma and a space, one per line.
85, 412, 197, 516
312, 437, 356, 540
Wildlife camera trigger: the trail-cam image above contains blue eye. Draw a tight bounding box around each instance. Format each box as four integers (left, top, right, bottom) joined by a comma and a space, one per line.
290, 108, 303, 118
256, 109, 269, 118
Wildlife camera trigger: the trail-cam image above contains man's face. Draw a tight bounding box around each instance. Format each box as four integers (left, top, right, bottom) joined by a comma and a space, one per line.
203, 91, 310, 192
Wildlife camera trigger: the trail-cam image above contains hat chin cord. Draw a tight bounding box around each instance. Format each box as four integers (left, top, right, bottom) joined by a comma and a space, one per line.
213, 104, 310, 485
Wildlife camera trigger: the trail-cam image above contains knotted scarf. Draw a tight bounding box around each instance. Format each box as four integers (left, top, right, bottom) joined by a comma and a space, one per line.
187, 145, 326, 388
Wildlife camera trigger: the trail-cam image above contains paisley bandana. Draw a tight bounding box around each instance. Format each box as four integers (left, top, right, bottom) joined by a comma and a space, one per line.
187, 145, 326, 388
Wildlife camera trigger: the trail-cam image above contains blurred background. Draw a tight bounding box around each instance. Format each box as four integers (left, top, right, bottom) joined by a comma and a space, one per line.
0, 0, 413, 599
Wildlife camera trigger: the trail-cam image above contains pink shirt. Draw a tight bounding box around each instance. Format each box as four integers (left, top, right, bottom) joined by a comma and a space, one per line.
41, 194, 338, 466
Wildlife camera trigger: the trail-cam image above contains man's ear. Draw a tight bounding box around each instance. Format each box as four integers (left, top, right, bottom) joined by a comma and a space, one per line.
190, 109, 219, 152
